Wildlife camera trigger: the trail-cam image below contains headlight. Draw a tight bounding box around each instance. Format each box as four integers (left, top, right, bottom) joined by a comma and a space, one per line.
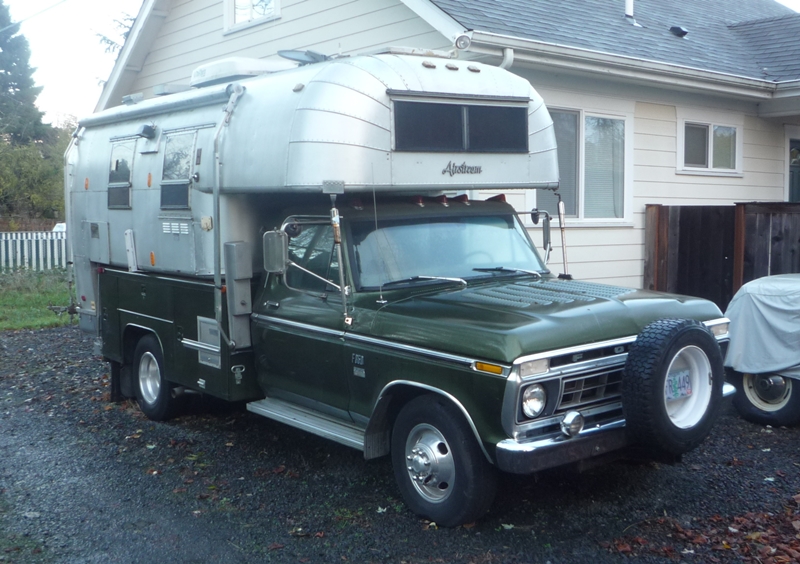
522, 384, 547, 418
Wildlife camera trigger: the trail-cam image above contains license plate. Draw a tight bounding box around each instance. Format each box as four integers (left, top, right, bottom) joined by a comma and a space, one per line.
665, 369, 692, 400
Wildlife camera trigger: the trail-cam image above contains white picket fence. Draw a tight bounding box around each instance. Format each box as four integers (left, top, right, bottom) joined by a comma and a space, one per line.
0, 231, 68, 271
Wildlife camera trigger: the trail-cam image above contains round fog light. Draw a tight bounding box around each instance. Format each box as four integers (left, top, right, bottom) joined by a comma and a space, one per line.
522, 384, 546, 418
561, 411, 584, 437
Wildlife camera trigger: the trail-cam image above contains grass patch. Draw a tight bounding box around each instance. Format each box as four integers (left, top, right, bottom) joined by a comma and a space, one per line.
0, 269, 75, 331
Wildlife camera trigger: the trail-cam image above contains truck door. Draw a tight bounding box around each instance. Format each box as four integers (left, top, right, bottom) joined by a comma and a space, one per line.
252, 221, 350, 419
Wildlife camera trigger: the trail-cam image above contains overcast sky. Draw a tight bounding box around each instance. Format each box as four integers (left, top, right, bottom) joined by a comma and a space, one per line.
5, 0, 800, 126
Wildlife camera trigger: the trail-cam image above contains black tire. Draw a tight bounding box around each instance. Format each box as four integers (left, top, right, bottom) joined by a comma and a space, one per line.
622, 319, 724, 457
391, 394, 497, 527
133, 334, 176, 421
730, 371, 800, 427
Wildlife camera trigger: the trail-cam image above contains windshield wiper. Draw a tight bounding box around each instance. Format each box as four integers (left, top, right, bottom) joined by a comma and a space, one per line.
382, 275, 468, 287
473, 267, 542, 279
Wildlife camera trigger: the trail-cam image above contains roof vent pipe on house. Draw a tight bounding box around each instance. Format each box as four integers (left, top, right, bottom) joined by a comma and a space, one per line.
499, 47, 514, 69
625, 0, 642, 27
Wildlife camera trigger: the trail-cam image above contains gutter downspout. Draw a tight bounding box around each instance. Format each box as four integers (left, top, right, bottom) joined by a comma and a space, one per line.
212, 83, 245, 348
499, 47, 514, 69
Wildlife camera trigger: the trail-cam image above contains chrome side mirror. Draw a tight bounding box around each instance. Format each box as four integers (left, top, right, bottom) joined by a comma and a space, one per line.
262, 230, 288, 274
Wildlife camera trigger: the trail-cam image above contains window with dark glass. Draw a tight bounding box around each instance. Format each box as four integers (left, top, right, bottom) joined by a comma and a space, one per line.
161, 132, 195, 209
108, 140, 135, 209
394, 101, 527, 153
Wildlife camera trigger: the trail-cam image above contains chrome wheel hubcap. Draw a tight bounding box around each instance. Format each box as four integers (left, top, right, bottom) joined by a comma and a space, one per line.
138, 352, 161, 405
404, 424, 454, 503
743, 373, 792, 412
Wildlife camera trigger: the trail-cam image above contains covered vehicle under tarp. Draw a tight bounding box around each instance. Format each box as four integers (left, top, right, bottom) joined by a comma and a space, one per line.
724, 274, 800, 379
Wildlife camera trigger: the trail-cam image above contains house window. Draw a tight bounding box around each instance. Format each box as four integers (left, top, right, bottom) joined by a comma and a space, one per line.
161, 132, 196, 209
108, 140, 135, 209
683, 123, 737, 170
225, 0, 280, 31
677, 110, 742, 176
394, 101, 528, 153
537, 110, 627, 220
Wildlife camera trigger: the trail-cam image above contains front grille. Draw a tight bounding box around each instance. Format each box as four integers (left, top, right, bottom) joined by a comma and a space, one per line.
558, 368, 623, 412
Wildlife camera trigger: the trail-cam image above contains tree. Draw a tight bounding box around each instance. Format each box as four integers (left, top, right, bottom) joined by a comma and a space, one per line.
0, 124, 70, 221
0, 1, 47, 145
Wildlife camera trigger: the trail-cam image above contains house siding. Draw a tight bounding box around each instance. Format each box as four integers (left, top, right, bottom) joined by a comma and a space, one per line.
128, 0, 449, 96
518, 93, 786, 289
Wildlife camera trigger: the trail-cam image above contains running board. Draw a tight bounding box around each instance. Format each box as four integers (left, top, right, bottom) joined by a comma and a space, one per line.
247, 397, 365, 451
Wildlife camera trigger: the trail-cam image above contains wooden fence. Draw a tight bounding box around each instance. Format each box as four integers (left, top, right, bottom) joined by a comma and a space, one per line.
0, 231, 68, 271
644, 202, 800, 310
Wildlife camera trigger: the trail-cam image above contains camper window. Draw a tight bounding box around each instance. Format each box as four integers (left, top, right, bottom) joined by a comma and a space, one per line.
161, 132, 196, 209
394, 101, 527, 153
108, 140, 134, 209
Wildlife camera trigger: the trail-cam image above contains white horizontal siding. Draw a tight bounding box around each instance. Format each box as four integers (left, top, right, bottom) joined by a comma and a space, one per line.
128, 0, 448, 95
528, 97, 786, 290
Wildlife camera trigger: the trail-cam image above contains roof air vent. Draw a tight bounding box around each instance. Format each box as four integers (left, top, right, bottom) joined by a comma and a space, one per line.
670, 26, 689, 38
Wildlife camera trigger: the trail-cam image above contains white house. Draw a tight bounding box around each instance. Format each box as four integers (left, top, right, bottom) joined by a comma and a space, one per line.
96, 0, 800, 288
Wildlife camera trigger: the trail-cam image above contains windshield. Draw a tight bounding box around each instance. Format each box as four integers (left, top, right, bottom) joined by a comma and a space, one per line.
349, 213, 546, 289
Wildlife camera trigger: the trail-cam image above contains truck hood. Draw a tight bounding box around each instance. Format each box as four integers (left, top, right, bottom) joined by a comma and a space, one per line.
366, 278, 723, 363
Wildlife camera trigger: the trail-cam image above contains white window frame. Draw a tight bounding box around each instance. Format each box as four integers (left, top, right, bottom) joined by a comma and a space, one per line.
785, 125, 800, 202
676, 107, 744, 177
537, 107, 634, 226
224, 0, 280, 34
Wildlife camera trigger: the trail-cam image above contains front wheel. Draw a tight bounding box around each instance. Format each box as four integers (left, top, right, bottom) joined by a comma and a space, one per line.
730, 371, 800, 427
391, 394, 497, 527
622, 319, 724, 457
133, 334, 176, 421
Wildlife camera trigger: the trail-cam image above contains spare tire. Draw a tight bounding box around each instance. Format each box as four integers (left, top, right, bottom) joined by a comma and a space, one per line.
622, 318, 724, 457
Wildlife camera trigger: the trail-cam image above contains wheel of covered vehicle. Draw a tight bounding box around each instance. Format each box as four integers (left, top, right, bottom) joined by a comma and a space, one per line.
133, 334, 176, 421
622, 319, 724, 457
730, 371, 800, 427
391, 394, 497, 527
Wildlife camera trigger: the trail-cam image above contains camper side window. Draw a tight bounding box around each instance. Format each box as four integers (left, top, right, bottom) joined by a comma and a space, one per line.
394, 101, 528, 153
161, 132, 196, 209
108, 141, 135, 209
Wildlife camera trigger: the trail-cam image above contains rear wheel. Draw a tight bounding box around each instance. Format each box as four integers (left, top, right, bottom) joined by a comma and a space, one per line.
622, 319, 724, 457
133, 334, 176, 421
391, 394, 497, 527
730, 371, 800, 427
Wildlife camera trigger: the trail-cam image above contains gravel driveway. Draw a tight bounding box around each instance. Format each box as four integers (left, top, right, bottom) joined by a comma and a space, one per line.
1, 327, 799, 563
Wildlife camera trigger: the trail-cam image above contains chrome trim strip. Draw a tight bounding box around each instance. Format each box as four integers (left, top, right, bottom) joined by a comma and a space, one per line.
513, 336, 637, 366
251, 313, 345, 338
180, 339, 220, 354
345, 333, 510, 377
253, 315, 510, 377
375, 380, 493, 462
118, 309, 174, 325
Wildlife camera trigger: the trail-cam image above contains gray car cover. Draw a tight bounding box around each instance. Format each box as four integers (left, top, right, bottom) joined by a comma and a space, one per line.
724, 274, 800, 379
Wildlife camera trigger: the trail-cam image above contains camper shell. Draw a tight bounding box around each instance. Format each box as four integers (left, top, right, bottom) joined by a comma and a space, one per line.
66, 50, 731, 527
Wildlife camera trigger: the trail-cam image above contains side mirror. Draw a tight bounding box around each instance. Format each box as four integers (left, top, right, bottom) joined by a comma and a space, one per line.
531, 209, 540, 225
262, 230, 289, 274
542, 213, 551, 257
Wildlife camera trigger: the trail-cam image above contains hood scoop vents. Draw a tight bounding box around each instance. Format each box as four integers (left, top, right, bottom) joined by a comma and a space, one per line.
466, 280, 634, 308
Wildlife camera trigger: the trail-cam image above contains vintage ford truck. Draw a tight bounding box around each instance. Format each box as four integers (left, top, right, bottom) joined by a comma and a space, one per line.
66, 48, 730, 526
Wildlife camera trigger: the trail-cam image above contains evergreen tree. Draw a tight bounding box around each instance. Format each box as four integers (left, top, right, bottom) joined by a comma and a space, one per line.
0, 0, 46, 144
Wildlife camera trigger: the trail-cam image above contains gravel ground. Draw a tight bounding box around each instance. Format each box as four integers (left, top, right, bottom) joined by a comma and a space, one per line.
1, 326, 799, 564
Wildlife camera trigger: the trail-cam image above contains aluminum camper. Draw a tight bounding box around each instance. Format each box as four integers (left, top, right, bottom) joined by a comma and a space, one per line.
66, 49, 731, 526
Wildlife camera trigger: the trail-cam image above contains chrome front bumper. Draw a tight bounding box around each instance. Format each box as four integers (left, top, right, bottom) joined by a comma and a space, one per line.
495, 382, 736, 475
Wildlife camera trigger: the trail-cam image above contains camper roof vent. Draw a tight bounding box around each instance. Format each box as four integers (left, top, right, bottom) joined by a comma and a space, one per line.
191, 57, 298, 88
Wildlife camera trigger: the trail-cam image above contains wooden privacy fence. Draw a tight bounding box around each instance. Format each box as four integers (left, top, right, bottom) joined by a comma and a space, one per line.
0, 231, 68, 271
644, 202, 800, 311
